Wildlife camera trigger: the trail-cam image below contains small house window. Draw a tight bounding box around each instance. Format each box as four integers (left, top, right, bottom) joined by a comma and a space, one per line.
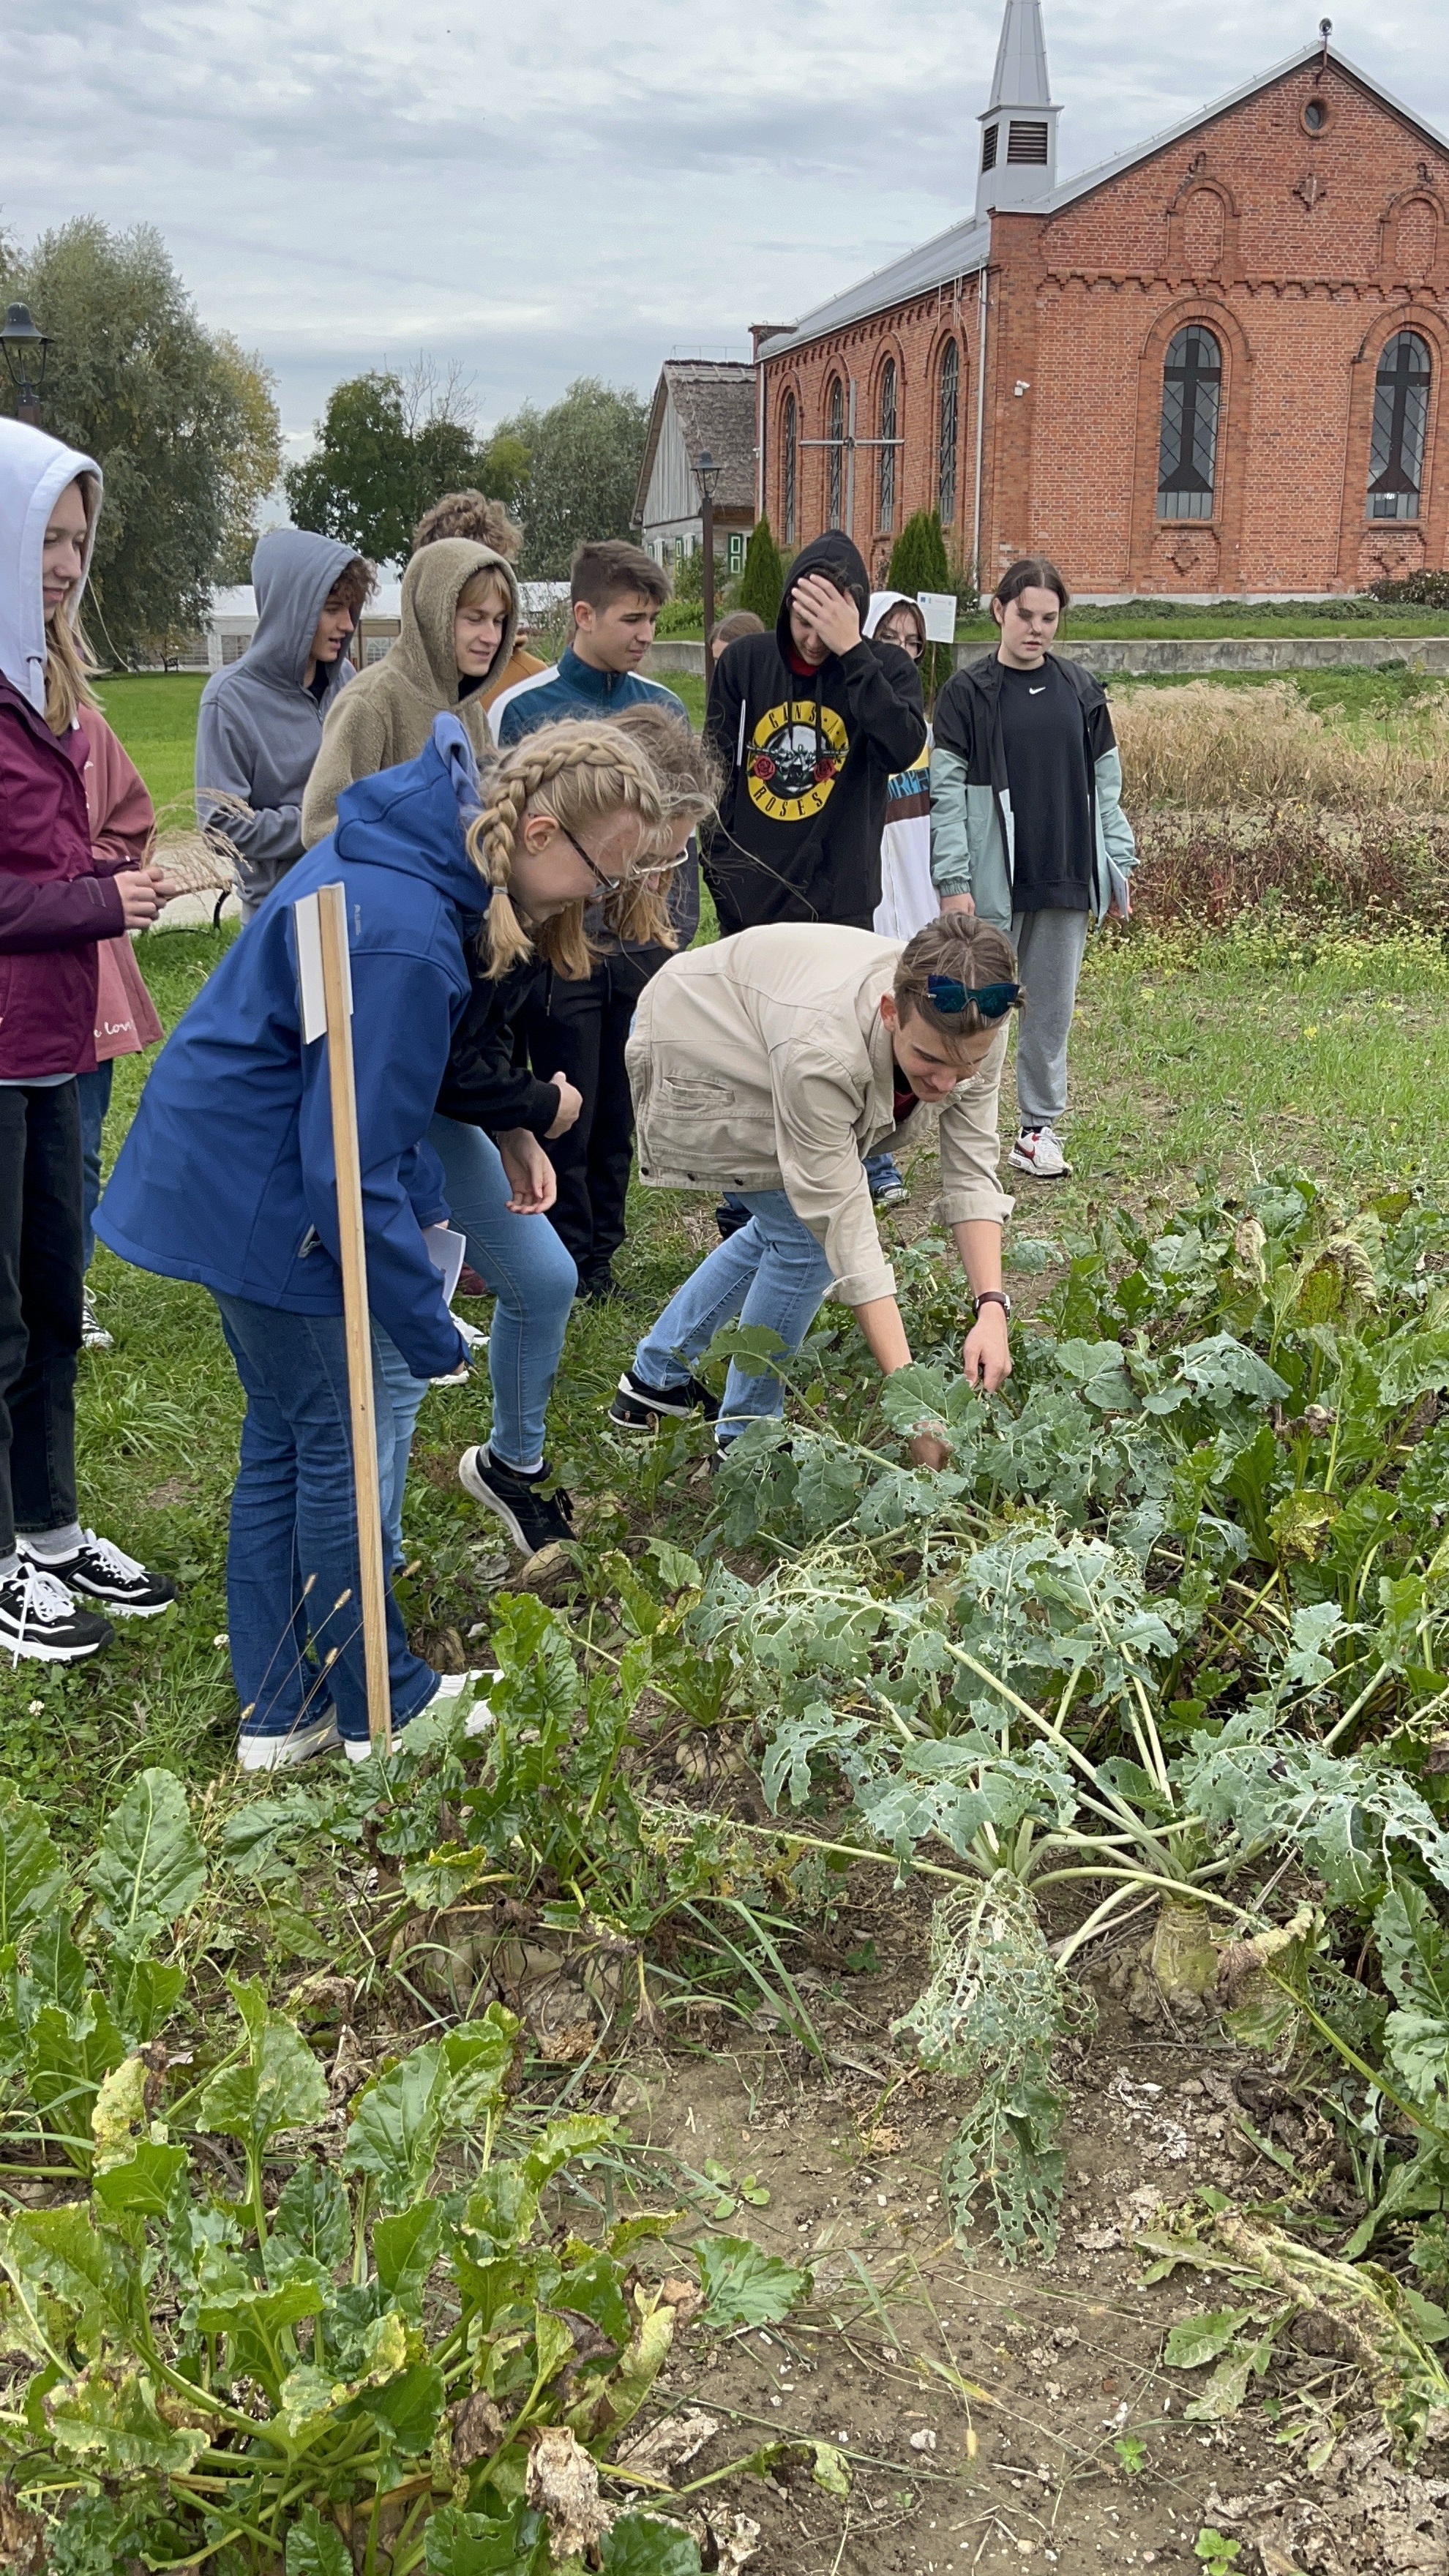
937, 340, 960, 523
878, 359, 898, 533
826, 376, 845, 529
1303, 97, 1328, 132
1367, 330, 1431, 521
1007, 120, 1049, 165
981, 122, 999, 173
1158, 323, 1222, 520
782, 392, 797, 546
727, 531, 745, 574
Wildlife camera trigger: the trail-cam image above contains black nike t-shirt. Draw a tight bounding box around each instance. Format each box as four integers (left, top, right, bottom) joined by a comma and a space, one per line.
997, 657, 1093, 913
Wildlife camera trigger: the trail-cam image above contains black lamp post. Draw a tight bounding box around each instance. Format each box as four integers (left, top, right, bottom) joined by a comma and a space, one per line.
0, 304, 52, 427
692, 447, 724, 651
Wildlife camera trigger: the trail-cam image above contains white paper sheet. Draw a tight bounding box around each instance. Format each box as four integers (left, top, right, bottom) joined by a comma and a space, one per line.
423, 1223, 468, 1308
293, 886, 353, 1044
916, 590, 959, 645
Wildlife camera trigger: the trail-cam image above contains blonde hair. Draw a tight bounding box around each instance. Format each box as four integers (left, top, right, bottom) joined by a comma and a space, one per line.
465, 722, 668, 981
601, 703, 719, 950
45, 473, 102, 735
457, 566, 513, 615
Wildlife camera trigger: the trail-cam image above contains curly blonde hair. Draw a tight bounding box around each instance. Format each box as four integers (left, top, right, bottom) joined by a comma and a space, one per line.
465, 722, 669, 981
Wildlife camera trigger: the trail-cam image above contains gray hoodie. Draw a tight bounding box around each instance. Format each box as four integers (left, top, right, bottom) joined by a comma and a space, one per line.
195, 528, 361, 914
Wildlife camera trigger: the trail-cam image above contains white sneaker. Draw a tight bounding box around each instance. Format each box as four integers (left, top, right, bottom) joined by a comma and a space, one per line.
81, 1290, 113, 1352
341, 1668, 498, 1762
1008, 1126, 1072, 1180
236, 1710, 340, 1770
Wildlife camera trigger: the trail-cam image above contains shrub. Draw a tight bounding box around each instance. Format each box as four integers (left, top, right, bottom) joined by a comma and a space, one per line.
739, 517, 785, 624
886, 511, 954, 697
1369, 569, 1449, 610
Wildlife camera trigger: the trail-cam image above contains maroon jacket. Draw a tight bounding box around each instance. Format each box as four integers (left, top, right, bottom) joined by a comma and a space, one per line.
0, 678, 127, 1078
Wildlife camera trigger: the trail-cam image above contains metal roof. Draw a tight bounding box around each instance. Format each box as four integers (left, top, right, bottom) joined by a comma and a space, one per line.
986, 0, 1053, 113
758, 40, 1449, 365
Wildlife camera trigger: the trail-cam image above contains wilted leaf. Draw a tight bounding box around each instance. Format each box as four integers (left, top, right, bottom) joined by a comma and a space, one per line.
1164, 2307, 1251, 2370
45, 2362, 209, 2473
692, 2236, 809, 2329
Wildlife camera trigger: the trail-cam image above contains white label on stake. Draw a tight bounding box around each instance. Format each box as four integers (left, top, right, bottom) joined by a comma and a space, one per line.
293, 886, 353, 1044
916, 591, 958, 645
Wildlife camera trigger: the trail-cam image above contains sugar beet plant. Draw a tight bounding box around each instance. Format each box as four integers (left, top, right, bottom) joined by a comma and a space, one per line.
0, 1726, 815, 2570
703, 1173, 1449, 2261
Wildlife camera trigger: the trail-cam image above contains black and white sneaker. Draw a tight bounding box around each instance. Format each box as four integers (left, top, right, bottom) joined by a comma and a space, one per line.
20, 1530, 176, 1619
607, 1367, 720, 1432
458, 1448, 575, 1555
0, 1562, 113, 1663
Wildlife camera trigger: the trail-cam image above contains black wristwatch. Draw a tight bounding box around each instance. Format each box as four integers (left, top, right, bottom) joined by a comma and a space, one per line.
973, 1290, 1012, 1319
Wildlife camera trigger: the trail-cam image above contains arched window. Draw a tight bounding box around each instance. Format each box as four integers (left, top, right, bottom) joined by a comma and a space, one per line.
782, 392, 797, 547
1158, 324, 1222, 520
1368, 331, 1431, 521
878, 359, 897, 533
826, 377, 845, 529
937, 342, 960, 523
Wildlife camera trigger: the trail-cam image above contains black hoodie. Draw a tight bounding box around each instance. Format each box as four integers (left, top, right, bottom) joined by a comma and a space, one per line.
701, 532, 927, 935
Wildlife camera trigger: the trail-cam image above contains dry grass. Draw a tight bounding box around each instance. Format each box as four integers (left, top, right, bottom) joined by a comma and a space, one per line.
1113, 679, 1449, 809
1130, 804, 1449, 936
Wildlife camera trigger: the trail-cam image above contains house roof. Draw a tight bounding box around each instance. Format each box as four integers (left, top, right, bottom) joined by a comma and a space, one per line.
758, 40, 1449, 364
632, 360, 757, 525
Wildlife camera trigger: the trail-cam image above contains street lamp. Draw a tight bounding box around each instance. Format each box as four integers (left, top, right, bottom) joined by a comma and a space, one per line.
0, 304, 52, 427
692, 448, 724, 654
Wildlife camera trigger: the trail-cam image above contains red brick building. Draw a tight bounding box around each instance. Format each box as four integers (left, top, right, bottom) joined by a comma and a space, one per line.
755, 7, 1449, 598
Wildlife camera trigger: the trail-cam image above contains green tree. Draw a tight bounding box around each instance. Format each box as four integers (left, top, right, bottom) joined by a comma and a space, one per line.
492, 378, 648, 578
0, 219, 281, 662
886, 510, 955, 697
285, 366, 496, 565
479, 433, 531, 512
738, 517, 785, 624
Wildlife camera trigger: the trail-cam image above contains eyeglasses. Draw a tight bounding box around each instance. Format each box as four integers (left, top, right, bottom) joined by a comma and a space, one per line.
559, 822, 692, 891
926, 975, 1022, 1020
558, 823, 629, 896
882, 626, 924, 659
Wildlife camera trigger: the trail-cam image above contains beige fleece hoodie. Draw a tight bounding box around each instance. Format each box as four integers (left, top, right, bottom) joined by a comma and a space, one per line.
300, 539, 519, 846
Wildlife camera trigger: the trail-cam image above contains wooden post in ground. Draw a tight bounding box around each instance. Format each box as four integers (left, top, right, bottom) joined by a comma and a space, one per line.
315, 880, 391, 1754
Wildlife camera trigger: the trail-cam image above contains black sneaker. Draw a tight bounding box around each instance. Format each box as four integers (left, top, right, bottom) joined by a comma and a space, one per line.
607, 1367, 721, 1432
574, 1267, 617, 1305
20, 1530, 177, 1619
458, 1448, 574, 1554
0, 1562, 113, 1663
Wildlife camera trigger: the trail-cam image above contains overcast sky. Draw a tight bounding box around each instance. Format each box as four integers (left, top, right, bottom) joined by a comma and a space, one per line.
4, 1, 1441, 461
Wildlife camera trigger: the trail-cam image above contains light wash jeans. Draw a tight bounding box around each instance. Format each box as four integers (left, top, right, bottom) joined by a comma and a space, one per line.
366, 1117, 580, 1566
634, 1189, 834, 1443
77, 1060, 114, 1272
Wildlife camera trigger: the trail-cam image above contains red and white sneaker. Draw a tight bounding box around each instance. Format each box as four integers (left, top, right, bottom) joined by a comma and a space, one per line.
1008, 1126, 1071, 1180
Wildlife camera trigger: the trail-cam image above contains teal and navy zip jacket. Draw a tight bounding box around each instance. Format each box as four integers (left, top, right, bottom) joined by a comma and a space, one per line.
929, 650, 1136, 932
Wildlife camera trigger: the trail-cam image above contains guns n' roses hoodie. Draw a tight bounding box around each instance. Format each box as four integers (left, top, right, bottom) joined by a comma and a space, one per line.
702, 533, 926, 935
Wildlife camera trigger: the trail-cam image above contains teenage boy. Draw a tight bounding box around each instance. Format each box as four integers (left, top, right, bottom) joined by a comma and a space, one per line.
195, 531, 373, 921
929, 555, 1136, 1180
491, 539, 697, 1300
701, 531, 926, 936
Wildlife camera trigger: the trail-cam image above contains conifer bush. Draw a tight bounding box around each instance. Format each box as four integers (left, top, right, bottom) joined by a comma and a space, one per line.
738, 518, 785, 625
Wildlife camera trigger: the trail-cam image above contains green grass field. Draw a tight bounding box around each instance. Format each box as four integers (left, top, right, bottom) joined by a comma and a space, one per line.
94, 671, 206, 823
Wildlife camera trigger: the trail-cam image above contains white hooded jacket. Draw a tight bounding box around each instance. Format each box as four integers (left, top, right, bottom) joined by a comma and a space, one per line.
0, 419, 102, 714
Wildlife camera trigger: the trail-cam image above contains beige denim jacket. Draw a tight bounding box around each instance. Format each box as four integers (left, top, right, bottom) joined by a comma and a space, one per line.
626, 924, 1011, 1308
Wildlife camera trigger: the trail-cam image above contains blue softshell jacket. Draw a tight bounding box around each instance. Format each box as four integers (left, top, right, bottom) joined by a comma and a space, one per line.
99, 719, 484, 1382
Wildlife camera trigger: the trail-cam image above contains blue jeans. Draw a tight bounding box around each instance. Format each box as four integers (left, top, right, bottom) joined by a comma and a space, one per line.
633, 1189, 834, 1442
77, 1061, 114, 1272
372, 1327, 428, 1573
429, 1115, 577, 1469
864, 1150, 902, 1197
212, 1291, 441, 1748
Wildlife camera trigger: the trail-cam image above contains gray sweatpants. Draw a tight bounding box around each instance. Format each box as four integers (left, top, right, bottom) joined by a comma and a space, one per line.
1010, 908, 1090, 1131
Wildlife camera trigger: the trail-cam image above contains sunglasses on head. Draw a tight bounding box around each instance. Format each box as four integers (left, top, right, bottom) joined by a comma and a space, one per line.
926, 974, 1021, 1020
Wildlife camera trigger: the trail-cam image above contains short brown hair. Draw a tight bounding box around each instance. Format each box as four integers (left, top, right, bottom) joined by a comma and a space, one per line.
412, 490, 523, 562
572, 539, 670, 613
711, 610, 765, 650
457, 565, 514, 615
894, 913, 1022, 1040
325, 557, 376, 621
993, 555, 1070, 615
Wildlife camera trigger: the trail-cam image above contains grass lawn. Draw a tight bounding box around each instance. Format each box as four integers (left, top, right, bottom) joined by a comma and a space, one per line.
94, 671, 206, 823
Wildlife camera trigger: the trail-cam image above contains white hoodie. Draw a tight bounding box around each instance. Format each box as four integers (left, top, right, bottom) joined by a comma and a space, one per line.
0, 419, 101, 715
864, 592, 937, 943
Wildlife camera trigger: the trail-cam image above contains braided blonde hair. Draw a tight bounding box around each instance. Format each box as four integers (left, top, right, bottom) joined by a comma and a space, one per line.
466, 720, 669, 980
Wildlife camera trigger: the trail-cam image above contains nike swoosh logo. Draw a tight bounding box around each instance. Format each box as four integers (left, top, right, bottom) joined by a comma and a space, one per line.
1028, 685, 1046, 694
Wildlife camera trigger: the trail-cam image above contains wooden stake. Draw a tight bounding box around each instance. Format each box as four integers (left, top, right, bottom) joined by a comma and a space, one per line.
316, 880, 391, 1754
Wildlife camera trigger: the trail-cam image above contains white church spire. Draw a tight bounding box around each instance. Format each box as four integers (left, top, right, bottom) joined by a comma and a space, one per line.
976, 0, 1060, 217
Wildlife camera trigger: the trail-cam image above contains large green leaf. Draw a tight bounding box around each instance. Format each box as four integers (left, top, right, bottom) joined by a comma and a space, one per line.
269, 2161, 351, 2279
196, 1977, 328, 2154
25, 1993, 126, 2157
600, 2513, 703, 2576
0, 2203, 146, 2356
88, 1769, 206, 1959
422, 2503, 550, 2575
372, 2198, 441, 2315
356, 2357, 446, 2454
45, 2362, 209, 2474
91, 2138, 187, 2220
1163, 2307, 1252, 2369
0, 1786, 68, 1947
692, 2236, 809, 2329
191, 2275, 327, 2339
342, 2011, 521, 2212
285, 2506, 353, 2576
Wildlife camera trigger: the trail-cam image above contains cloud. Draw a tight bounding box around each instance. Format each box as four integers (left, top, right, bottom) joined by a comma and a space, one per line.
1, 0, 1442, 433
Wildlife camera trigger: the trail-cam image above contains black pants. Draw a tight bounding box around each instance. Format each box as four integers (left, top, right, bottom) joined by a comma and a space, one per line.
525, 951, 664, 1288
0, 1082, 83, 1559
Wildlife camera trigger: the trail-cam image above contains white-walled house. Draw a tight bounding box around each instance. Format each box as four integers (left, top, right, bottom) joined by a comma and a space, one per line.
633, 362, 757, 572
